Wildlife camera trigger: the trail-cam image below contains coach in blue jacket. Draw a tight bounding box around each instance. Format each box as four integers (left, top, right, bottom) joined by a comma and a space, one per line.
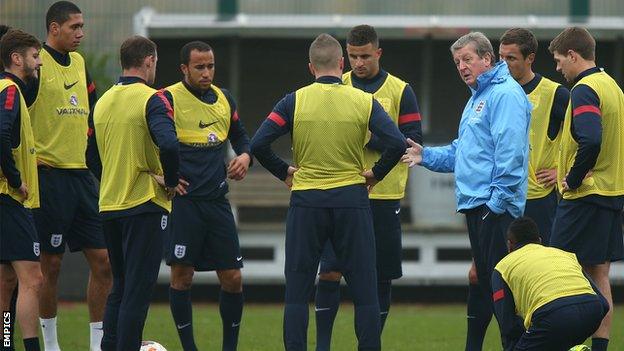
402, 31, 531, 346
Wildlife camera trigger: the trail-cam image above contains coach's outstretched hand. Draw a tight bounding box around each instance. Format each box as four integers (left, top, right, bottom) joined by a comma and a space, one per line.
228, 153, 251, 181
361, 170, 378, 193
401, 138, 423, 167
285, 166, 298, 189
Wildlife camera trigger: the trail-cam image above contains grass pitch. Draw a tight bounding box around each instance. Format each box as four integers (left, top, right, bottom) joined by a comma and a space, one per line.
11, 303, 624, 350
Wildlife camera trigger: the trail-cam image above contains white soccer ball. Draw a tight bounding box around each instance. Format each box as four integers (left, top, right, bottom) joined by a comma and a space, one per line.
140, 340, 167, 351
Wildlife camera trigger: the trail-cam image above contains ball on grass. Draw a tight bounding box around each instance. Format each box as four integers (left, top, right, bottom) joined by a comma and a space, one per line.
140, 340, 167, 351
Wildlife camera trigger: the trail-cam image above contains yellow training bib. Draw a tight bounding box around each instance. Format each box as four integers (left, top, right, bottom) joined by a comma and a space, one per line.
28, 49, 89, 168
0, 80, 39, 208
94, 83, 171, 212
344, 71, 409, 200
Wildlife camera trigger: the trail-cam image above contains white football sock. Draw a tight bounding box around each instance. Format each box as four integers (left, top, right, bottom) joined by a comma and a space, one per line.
89, 321, 103, 351
40, 317, 61, 351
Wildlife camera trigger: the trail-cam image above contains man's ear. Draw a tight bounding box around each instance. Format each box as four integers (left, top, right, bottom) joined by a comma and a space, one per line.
10, 52, 23, 68
144, 55, 154, 69
48, 22, 60, 36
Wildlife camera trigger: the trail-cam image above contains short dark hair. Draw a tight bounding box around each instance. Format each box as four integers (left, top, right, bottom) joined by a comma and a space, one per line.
0, 29, 41, 69
309, 33, 342, 70
46, 1, 82, 32
507, 217, 540, 246
500, 28, 538, 59
347, 25, 379, 47
120, 35, 157, 70
548, 27, 595, 60
180, 41, 213, 65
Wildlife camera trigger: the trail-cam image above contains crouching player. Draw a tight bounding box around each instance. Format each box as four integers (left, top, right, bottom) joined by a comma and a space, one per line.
492, 217, 609, 351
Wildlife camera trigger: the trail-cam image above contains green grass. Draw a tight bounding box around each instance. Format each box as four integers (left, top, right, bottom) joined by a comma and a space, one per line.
11, 303, 624, 350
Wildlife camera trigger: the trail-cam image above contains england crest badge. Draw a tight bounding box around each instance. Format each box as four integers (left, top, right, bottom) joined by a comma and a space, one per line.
174, 245, 186, 259
50, 234, 63, 248
161, 215, 168, 230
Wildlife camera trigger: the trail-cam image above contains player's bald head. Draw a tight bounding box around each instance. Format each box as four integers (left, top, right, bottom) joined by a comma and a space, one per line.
309, 33, 343, 71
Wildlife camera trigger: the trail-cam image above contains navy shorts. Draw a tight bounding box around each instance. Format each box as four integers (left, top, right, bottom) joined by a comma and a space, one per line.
550, 199, 624, 265
287, 206, 376, 275
166, 196, 242, 271
33, 168, 105, 254
514, 295, 608, 351
0, 195, 40, 262
101, 210, 167, 350
320, 199, 402, 281
465, 205, 514, 295
524, 190, 558, 245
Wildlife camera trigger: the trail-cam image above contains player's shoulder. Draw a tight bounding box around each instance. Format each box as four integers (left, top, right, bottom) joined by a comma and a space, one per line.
341, 71, 351, 82
0, 78, 18, 90
538, 75, 563, 90
68, 51, 86, 64
217, 86, 234, 100
0, 81, 20, 106
163, 80, 183, 92
384, 71, 407, 85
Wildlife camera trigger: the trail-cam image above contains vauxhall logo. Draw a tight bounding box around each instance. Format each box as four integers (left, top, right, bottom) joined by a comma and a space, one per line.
55, 94, 88, 116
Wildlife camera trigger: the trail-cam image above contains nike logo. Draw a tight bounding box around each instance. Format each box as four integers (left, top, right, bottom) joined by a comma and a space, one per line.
198, 120, 218, 129
64, 81, 78, 90
231, 322, 240, 328
315, 307, 331, 312
177, 322, 191, 329
380, 311, 389, 315
481, 211, 490, 221
236, 256, 243, 261
395, 208, 401, 215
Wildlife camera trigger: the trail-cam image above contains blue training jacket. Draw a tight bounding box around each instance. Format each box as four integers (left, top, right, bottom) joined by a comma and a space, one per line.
421, 61, 531, 218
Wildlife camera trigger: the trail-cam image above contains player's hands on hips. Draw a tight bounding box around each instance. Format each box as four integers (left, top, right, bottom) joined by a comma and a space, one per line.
561, 170, 592, 193
361, 170, 378, 193
150, 173, 190, 198
227, 153, 251, 181
401, 138, 423, 167
536, 168, 557, 187
16, 181, 28, 199
172, 178, 190, 196
285, 166, 297, 189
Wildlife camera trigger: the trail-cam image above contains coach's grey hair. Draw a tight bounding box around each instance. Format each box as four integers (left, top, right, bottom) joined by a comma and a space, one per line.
450, 32, 495, 62
309, 33, 342, 70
